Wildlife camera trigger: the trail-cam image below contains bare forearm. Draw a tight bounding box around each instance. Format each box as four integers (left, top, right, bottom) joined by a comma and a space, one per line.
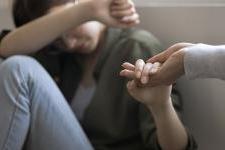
148, 99, 188, 150
0, 1, 93, 57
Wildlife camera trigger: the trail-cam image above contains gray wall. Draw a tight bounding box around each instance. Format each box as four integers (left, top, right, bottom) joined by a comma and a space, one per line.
0, 0, 13, 30
0, 10, 13, 30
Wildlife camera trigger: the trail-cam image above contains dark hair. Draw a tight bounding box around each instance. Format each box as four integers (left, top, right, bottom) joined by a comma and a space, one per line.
13, 0, 74, 27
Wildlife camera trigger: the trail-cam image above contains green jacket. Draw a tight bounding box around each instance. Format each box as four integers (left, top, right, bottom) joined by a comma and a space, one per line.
0, 28, 197, 150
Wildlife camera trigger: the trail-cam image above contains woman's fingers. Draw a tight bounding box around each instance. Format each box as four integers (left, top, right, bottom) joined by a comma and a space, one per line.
120, 13, 139, 24
110, 0, 139, 27
121, 61, 161, 83
122, 62, 135, 71
120, 69, 135, 79
149, 62, 161, 74
120, 62, 135, 79
111, 7, 135, 18
135, 59, 145, 79
140, 63, 153, 84
111, 0, 136, 18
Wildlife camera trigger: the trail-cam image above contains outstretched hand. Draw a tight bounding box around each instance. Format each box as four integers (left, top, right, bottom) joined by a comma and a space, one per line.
145, 43, 196, 86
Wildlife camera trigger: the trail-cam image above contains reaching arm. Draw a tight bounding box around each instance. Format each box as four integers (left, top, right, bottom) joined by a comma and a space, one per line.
148, 97, 188, 150
0, 2, 92, 56
121, 61, 188, 150
141, 43, 225, 86
0, 0, 139, 57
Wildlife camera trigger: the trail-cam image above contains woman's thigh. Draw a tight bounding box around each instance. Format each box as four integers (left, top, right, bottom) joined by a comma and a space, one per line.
0, 56, 93, 150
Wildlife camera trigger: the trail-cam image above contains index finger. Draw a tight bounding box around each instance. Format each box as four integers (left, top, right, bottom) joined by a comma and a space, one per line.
122, 62, 135, 71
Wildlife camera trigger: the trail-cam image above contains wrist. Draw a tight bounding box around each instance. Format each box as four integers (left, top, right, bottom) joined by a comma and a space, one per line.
147, 98, 173, 116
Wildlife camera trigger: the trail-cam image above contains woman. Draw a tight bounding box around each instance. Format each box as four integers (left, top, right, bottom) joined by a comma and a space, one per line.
0, 0, 137, 149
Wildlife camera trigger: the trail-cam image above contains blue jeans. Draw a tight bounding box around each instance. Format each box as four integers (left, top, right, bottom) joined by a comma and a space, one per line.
0, 56, 93, 150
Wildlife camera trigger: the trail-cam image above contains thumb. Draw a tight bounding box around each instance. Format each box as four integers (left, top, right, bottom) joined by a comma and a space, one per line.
147, 42, 194, 63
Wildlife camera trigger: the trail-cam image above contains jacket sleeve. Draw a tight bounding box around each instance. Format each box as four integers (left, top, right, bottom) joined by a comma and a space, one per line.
184, 43, 225, 80
121, 29, 198, 150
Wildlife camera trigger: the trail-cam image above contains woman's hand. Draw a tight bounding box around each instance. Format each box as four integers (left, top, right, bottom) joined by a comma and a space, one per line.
144, 43, 195, 86
120, 60, 172, 108
91, 0, 139, 27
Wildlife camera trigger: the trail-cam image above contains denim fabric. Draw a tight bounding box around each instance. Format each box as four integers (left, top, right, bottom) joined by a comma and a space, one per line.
0, 56, 93, 150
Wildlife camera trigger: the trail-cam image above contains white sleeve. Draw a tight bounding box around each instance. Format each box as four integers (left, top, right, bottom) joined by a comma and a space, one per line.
184, 44, 225, 80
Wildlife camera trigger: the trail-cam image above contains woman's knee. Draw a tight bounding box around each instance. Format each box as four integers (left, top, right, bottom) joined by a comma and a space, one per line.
0, 55, 44, 78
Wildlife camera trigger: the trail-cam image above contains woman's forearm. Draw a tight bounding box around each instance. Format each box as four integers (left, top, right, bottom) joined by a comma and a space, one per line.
148, 99, 188, 150
0, 1, 93, 56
